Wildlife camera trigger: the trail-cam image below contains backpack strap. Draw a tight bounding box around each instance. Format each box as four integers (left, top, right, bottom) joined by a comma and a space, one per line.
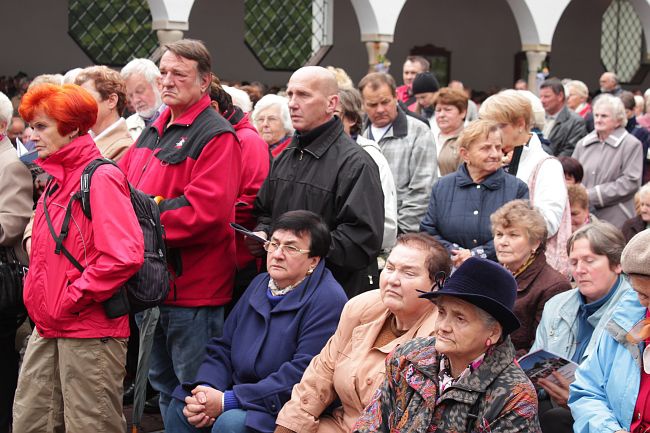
42, 182, 85, 273
41, 158, 118, 272
79, 158, 119, 220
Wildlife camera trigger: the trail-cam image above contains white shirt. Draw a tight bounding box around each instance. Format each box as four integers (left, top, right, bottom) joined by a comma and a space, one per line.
357, 135, 398, 250
370, 124, 391, 142
516, 134, 567, 237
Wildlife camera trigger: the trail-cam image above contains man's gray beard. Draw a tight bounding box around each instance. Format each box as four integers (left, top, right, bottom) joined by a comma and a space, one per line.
137, 94, 163, 119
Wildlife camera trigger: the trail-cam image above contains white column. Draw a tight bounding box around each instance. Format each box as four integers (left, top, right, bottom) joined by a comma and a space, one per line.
526, 51, 548, 95
365, 41, 391, 74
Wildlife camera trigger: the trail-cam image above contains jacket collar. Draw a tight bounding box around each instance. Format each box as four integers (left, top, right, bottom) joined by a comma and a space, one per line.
552, 105, 571, 124
405, 337, 517, 402
609, 281, 646, 333
579, 127, 628, 149
362, 105, 409, 139
455, 163, 505, 190
249, 260, 329, 315
388, 106, 409, 138
291, 117, 344, 159
441, 339, 517, 402
151, 94, 212, 135
605, 286, 646, 368
36, 134, 102, 183
515, 253, 547, 292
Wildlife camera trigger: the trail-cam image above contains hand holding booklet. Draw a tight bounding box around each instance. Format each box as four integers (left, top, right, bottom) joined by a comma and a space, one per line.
517, 349, 578, 390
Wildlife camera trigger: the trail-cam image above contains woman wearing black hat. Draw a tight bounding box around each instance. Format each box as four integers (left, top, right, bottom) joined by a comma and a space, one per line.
352, 257, 541, 433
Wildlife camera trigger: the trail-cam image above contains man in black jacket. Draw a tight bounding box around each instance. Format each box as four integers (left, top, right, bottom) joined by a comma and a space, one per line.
251, 66, 384, 297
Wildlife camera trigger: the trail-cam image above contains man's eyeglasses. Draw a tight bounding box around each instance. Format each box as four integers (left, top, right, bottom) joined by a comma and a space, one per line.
264, 241, 310, 256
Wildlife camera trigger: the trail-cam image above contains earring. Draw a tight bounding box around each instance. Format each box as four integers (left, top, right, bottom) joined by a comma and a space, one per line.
485, 338, 492, 347
307, 267, 314, 275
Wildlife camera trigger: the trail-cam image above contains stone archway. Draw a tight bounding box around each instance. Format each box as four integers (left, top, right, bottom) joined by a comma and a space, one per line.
349, 0, 408, 71
147, 0, 194, 58
505, 0, 572, 91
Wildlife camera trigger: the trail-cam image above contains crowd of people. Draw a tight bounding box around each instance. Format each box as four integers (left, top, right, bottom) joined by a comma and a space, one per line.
1, 39, 650, 433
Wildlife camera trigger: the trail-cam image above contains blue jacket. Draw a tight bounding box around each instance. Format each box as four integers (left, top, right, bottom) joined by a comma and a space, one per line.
420, 164, 528, 260
569, 286, 646, 433
529, 276, 631, 362
172, 260, 347, 433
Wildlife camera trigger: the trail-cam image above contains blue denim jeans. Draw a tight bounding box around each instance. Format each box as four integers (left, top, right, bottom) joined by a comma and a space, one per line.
135, 305, 224, 421
166, 398, 250, 433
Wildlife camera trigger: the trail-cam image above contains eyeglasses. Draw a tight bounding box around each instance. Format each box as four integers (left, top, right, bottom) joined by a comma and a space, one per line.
264, 241, 310, 256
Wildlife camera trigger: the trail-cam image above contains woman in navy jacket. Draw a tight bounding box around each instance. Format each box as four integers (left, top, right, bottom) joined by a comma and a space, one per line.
165, 210, 348, 433
421, 119, 528, 267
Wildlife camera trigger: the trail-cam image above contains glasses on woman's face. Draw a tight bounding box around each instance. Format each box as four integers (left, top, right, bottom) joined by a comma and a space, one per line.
264, 241, 310, 257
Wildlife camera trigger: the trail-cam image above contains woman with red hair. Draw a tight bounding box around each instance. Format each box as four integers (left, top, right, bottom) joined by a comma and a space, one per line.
12, 83, 144, 432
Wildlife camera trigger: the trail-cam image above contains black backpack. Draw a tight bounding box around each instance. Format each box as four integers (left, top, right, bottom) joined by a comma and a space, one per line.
43, 158, 169, 318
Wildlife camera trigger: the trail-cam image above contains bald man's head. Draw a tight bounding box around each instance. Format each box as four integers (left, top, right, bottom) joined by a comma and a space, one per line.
286, 66, 340, 132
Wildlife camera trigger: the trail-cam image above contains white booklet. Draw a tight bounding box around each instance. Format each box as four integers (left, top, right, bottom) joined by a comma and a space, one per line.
518, 349, 579, 390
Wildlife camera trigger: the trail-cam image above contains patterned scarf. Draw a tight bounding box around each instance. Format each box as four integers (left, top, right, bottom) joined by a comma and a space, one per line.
268, 276, 307, 296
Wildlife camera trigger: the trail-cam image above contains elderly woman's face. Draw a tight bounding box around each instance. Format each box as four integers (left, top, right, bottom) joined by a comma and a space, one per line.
30, 110, 71, 159
435, 104, 465, 135
570, 238, 621, 303
640, 194, 650, 223
460, 130, 502, 179
380, 243, 434, 323
494, 224, 539, 272
434, 296, 500, 362
593, 105, 619, 136
266, 229, 319, 289
566, 90, 584, 111
254, 105, 287, 145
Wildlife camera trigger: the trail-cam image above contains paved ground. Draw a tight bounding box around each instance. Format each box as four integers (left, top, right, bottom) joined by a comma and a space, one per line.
124, 405, 164, 432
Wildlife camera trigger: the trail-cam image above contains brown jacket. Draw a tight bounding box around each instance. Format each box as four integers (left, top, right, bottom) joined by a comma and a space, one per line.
275, 290, 437, 433
622, 215, 646, 243
511, 252, 572, 354
0, 135, 33, 263
93, 117, 133, 162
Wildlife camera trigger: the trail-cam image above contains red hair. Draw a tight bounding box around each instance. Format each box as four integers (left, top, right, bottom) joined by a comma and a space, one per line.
19, 83, 97, 136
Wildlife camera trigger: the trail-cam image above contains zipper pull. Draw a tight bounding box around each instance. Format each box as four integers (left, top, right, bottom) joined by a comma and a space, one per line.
299, 150, 303, 161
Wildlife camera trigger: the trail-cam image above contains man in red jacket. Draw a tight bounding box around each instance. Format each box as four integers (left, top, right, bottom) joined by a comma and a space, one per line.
396, 56, 429, 107
208, 77, 270, 306
119, 39, 242, 422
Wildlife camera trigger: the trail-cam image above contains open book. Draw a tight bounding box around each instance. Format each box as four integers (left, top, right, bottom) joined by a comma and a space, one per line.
518, 349, 579, 390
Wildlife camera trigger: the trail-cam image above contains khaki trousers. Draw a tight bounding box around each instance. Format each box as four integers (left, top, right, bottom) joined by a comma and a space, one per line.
13, 329, 127, 433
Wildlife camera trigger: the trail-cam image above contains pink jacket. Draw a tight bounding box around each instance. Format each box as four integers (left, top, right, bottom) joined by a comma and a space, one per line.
25, 134, 143, 339
275, 290, 437, 433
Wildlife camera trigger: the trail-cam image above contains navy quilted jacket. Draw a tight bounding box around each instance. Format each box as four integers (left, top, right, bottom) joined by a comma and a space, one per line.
420, 164, 528, 260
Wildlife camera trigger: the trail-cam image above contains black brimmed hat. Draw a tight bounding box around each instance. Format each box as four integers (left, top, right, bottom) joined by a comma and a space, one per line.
419, 257, 520, 335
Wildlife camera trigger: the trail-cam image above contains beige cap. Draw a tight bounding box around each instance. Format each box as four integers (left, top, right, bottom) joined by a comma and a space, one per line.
621, 230, 650, 276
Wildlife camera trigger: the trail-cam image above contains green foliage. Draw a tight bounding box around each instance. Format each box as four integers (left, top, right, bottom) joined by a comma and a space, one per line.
68, 0, 158, 66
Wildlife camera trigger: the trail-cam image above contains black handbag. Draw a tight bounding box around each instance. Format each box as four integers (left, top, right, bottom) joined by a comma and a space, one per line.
0, 246, 28, 326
